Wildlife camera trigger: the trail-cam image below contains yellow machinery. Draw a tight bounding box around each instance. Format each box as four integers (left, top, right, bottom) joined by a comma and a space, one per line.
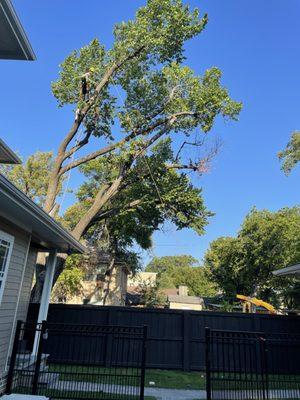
237, 294, 277, 314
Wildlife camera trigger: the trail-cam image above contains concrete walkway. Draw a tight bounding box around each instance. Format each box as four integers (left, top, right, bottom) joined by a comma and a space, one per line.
49, 379, 204, 399
49, 380, 300, 400
145, 387, 205, 399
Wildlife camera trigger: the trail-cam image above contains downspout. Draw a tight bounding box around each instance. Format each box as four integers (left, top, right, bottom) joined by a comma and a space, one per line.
32, 249, 57, 355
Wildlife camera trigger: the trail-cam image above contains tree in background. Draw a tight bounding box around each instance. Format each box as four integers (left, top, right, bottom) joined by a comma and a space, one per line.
205, 207, 300, 308
2, 0, 242, 301
146, 255, 217, 297
0, 152, 63, 209
51, 255, 84, 303
279, 131, 300, 174
135, 276, 167, 308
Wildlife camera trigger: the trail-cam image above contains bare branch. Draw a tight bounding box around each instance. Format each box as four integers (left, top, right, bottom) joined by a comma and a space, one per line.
168, 138, 222, 175
175, 138, 205, 161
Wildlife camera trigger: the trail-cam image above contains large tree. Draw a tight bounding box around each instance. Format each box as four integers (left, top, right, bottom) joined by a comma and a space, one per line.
44, 0, 242, 228
3, 0, 242, 300
146, 255, 217, 296
205, 207, 300, 308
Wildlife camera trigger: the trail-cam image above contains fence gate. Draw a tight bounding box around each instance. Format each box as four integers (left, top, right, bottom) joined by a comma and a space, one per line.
205, 327, 300, 400
6, 320, 147, 400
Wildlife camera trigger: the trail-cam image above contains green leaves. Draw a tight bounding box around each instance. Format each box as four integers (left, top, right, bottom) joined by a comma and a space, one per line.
113, 0, 207, 64
146, 255, 217, 297
205, 207, 300, 307
50, 1, 240, 142
63, 137, 212, 252
52, 39, 107, 106
51, 39, 116, 138
278, 131, 300, 175
118, 63, 242, 136
0, 151, 61, 207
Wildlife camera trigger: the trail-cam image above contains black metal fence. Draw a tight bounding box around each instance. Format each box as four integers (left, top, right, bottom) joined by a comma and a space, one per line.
28, 303, 300, 371
6, 320, 147, 400
205, 327, 300, 400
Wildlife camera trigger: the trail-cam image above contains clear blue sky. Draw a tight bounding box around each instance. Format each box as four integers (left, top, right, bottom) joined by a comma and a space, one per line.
1, 0, 300, 266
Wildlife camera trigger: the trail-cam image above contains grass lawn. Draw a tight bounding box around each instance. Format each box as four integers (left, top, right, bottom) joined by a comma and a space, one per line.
47, 364, 300, 391
49, 364, 206, 390
145, 369, 205, 390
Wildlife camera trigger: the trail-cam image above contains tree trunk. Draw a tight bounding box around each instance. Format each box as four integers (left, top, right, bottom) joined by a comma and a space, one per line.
102, 255, 116, 306
31, 253, 67, 303
30, 253, 47, 303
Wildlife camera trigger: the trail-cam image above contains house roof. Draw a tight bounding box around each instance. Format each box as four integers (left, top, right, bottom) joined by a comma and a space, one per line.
164, 288, 178, 296
0, 173, 86, 253
168, 294, 204, 305
0, 0, 35, 60
0, 139, 21, 164
273, 264, 300, 277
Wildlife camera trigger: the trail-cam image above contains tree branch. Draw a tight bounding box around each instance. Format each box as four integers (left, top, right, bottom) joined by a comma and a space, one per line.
63, 132, 92, 161
87, 199, 144, 228
55, 46, 146, 169
166, 162, 200, 171
59, 111, 198, 177
175, 138, 205, 162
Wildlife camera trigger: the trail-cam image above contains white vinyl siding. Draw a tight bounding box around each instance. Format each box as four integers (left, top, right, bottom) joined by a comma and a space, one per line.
0, 220, 37, 382
0, 231, 14, 305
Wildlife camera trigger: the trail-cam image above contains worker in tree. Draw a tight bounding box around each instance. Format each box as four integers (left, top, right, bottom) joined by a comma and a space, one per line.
80, 69, 91, 101
80, 67, 96, 102
76, 67, 96, 122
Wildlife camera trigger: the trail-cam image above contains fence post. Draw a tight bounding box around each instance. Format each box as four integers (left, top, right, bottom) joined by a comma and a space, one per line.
105, 308, 115, 367
205, 327, 212, 400
260, 335, 269, 400
32, 320, 46, 395
139, 325, 148, 400
183, 312, 191, 371
5, 320, 22, 394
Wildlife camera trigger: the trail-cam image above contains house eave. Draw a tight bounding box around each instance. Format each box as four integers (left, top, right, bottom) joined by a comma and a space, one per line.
273, 264, 300, 277
0, 139, 21, 164
0, 0, 36, 61
0, 174, 86, 253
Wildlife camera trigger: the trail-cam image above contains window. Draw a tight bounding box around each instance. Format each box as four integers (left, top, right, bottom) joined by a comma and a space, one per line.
0, 231, 14, 304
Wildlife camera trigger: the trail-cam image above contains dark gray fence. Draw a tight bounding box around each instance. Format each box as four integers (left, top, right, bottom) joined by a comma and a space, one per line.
6, 320, 147, 400
27, 303, 300, 371
205, 328, 300, 400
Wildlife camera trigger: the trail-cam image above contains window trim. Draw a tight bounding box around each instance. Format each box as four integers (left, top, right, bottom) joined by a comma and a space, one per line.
0, 230, 15, 305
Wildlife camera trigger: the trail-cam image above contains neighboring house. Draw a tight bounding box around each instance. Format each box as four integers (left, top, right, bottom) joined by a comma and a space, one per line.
126, 278, 205, 310
167, 285, 204, 311
58, 254, 130, 306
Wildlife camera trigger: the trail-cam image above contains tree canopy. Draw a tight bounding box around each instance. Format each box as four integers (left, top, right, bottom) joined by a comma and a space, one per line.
42, 0, 241, 239
0, 152, 62, 208
204, 207, 300, 308
146, 255, 217, 296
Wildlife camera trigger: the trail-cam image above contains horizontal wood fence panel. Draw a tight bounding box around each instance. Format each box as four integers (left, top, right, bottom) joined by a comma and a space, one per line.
27, 303, 300, 371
